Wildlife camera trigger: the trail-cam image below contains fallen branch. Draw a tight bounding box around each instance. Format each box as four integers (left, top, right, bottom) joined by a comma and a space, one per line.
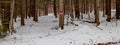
97, 41, 120, 45
83, 20, 95, 23
96, 26, 103, 30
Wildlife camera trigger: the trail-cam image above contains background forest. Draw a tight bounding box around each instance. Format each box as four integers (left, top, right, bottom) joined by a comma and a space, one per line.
0, 0, 120, 45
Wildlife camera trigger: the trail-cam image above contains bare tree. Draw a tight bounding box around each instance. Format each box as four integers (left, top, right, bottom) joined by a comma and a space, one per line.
21, 0, 25, 26
116, 0, 120, 19
59, 0, 64, 29
10, 0, 16, 34
53, 0, 57, 18
94, 0, 100, 26
33, 0, 38, 22
74, 0, 80, 19
106, 0, 111, 22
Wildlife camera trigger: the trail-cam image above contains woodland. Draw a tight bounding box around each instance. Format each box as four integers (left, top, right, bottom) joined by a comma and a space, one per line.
0, 0, 120, 45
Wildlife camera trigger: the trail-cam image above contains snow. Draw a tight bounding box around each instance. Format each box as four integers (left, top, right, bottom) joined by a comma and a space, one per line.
0, 11, 120, 45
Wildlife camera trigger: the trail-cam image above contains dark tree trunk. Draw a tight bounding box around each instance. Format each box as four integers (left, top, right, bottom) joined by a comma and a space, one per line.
70, 0, 74, 19
81, 0, 84, 19
74, 0, 80, 19
25, 0, 28, 19
94, 0, 100, 26
103, 0, 105, 17
21, 0, 25, 26
13, 0, 17, 22
53, 0, 57, 18
116, 0, 120, 19
33, 0, 38, 22
106, 0, 111, 22
44, 0, 48, 15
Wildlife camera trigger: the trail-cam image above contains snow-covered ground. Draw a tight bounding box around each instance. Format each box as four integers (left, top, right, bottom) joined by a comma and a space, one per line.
0, 11, 120, 45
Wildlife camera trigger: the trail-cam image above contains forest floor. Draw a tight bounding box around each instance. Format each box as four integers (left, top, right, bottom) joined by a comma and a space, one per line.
0, 11, 120, 45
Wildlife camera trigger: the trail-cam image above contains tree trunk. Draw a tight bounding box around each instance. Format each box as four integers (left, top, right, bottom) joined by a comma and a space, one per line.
69, 0, 74, 19
53, 0, 57, 18
44, 0, 48, 15
106, 0, 111, 22
13, 0, 17, 22
21, 0, 25, 26
74, 0, 80, 19
59, 0, 64, 29
103, 0, 105, 17
33, 0, 38, 22
10, 0, 16, 34
94, 0, 100, 26
116, 0, 120, 19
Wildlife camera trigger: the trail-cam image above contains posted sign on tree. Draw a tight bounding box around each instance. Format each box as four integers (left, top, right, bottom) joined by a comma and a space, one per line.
59, 0, 64, 29
59, 10, 64, 15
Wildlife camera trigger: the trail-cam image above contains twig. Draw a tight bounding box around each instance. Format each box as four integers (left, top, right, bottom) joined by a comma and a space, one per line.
95, 26, 103, 30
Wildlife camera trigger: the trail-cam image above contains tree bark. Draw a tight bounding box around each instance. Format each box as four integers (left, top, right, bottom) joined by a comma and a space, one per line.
10, 0, 16, 33
74, 0, 80, 19
53, 0, 57, 18
116, 0, 120, 19
21, 0, 25, 26
69, 0, 74, 19
44, 0, 48, 15
94, 0, 100, 26
33, 0, 38, 22
106, 0, 111, 22
59, 0, 64, 29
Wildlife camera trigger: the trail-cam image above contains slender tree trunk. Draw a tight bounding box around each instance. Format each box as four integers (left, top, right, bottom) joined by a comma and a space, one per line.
94, 0, 100, 26
116, 0, 120, 19
21, 0, 25, 26
44, 0, 48, 15
70, 0, 74, 19
103, 0, 105, 17
53, 0, 57, 18
13, 0, 17, 22
33, 0, 38, 22
83, 0, 85, 14
81, 0, 84, 19
105, 0, 108, 15
25, 0, 28, 19
74, 0, 80, 19
63, 0, 66, 15
10, 0, 16, 33
106, 0, 111, 22
27, 0, 31, 18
